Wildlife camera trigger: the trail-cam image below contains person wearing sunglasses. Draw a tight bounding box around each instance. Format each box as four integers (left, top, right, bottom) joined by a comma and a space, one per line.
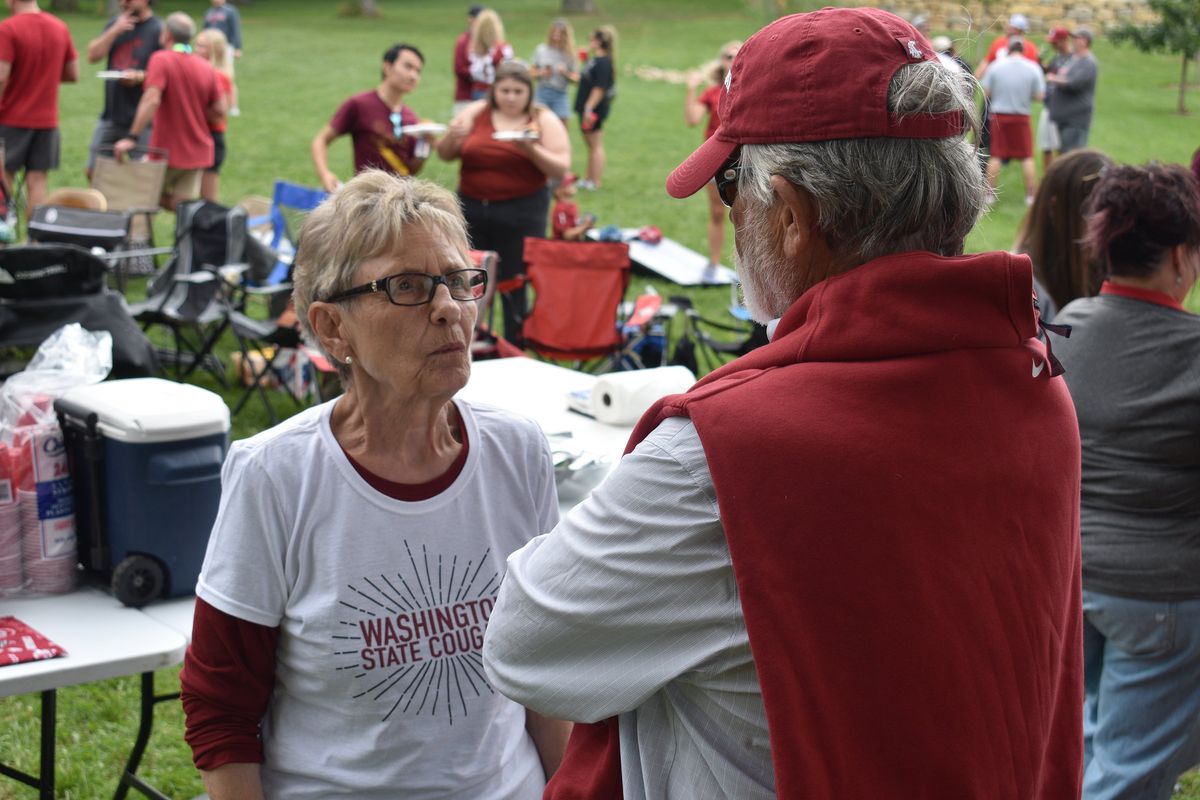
485, 9, 1084, 800
182, 171, 570, 800
684, 40, 741, 269
311, 42, 436, 194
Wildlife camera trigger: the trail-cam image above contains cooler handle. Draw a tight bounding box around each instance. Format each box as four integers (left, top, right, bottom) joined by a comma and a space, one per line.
147, 446, 225, 486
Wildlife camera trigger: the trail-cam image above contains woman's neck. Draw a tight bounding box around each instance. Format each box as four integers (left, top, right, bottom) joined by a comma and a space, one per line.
332, 386, 462, 484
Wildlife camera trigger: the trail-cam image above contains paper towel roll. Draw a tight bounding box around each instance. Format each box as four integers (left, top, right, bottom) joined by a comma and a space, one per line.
591, 366, 696, 425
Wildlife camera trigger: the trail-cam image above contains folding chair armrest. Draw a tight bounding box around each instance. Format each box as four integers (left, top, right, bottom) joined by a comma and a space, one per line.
173, 271, 219, 285
243, 282, 293, 297
495, 275, 526, 294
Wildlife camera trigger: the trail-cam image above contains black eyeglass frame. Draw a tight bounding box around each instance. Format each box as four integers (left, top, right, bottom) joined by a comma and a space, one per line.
715, 153, 743, 208
325, 268, 488, 307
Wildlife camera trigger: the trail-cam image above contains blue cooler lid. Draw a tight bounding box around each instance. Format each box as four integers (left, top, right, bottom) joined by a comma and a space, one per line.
60, 378, 230, 443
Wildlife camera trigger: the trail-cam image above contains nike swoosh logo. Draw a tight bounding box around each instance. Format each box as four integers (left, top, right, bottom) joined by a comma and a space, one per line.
1032, 359, 1047, 378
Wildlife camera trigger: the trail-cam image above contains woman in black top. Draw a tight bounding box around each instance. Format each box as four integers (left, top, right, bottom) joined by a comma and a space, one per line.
574, 25, 616, 190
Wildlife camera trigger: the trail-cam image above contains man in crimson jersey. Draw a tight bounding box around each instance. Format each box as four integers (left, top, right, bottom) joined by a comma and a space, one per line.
114, 11, 225, 210
0, 0, 79, 213
484, 8, 1084, 800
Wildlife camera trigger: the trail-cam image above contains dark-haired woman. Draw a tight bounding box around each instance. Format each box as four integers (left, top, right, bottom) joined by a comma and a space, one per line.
438, 60, 570, 338
574, 26, 616, 190
1015, 148, 1113, 321
1053, 163, 1200, 800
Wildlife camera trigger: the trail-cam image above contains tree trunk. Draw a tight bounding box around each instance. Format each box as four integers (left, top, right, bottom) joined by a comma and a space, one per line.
561, 0, 597, 12
1180, 54, 1191, 114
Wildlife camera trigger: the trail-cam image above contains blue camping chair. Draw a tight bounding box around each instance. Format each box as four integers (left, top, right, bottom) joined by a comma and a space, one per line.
247, 180, 327, 286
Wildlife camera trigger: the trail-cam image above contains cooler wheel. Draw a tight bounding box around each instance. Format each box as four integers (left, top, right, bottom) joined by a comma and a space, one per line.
112, 554, 166, 608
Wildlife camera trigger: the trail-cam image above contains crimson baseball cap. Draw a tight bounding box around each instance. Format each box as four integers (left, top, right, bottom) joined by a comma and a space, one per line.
666, 7, 966, 199
1048, 27, 1071, 44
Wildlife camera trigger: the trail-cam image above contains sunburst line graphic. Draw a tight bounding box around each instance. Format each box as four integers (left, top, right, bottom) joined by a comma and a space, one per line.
334, 540, 503, 721
405, 541, 432, 606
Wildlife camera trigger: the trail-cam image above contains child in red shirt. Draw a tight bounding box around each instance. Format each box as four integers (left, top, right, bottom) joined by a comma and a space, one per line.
551, 174, 595, 240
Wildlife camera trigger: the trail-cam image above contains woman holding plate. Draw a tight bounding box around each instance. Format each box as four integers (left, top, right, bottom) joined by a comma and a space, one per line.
438, 59, 569, 340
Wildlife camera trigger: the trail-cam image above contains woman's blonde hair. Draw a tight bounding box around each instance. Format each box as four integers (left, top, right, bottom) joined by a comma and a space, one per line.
293, 171, 471, 379
592, 25, 618, 62
547, 18, 576, 60
471, 9, 505, 55
703, 40, 741, 86
195, 27, 232, 77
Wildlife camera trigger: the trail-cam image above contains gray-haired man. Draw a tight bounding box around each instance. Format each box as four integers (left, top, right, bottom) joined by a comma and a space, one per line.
484, 7, 1084, 799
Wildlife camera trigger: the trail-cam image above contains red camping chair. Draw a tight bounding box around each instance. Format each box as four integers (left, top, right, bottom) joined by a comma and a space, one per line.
506, 237, 631, 368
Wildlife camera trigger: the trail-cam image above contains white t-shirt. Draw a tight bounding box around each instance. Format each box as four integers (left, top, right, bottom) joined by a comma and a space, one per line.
197, 398, 558, 800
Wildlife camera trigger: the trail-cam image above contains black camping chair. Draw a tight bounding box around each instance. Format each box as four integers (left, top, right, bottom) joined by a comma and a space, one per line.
668, 295, 768, 376
0, 244, 157, 378
127, 200, 249, 385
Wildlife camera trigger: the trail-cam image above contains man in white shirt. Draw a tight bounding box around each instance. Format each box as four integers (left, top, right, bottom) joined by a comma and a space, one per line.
981, 38, 1046, 204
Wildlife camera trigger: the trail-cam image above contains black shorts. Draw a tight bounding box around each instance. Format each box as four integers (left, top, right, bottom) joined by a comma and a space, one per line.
0, 126, 60, 172
207, 131, 226, 174
579, 104, 610, 133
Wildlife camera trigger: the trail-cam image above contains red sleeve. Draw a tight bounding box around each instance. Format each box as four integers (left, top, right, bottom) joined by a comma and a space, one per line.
453, 32, 471, 80
180, 597, 280, 771
143, 50, 167, 91
0, 25, 14, 64
328, 95, 356, 136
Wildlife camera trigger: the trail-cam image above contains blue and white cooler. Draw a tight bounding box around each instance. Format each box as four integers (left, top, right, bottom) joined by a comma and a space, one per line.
55, 378, 230, 607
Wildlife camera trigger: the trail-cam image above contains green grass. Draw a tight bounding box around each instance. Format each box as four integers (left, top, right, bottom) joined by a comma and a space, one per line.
1, 1, 1198, 796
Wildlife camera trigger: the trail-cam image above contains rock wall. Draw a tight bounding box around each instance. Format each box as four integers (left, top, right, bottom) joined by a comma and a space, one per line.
872, 0, 1158, 35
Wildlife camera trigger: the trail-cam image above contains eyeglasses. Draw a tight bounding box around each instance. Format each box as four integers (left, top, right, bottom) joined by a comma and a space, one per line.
715, 154, 742, 208
326, 268, 488, 306
389, 112, 403, 140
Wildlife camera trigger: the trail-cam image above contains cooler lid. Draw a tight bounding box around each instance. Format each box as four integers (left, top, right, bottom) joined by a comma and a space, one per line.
60, 378, 230, 443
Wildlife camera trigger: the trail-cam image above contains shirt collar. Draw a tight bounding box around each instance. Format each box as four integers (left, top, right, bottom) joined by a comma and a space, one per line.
1099, 280, 1186, 312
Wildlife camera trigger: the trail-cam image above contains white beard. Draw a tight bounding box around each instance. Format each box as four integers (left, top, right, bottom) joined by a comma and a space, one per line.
733, 200, 795, 323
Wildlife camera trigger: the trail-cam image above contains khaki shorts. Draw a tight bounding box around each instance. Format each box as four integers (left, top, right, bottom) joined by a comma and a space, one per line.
163, 166, 202, 200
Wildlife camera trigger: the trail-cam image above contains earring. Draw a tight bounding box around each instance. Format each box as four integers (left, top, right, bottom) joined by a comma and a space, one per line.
344, 355, 353, 365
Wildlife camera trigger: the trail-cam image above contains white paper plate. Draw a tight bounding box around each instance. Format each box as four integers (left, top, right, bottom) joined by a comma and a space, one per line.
96, 70, 126, 80
401, 122, 447, 136
492, 130, 539, 142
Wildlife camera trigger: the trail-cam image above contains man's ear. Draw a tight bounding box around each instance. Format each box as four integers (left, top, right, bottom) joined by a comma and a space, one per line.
308, 300, 352, 363
769, 174, 820, 261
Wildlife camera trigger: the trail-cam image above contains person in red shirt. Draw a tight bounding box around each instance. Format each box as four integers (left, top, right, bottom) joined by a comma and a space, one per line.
550, 174, 593, 240
452, 4, 482, 116
114, 11, 225, 211
311, 43, 435, 194
0, 0, 79, 214
684, 40, 740, 268
976, 12, 1041, 78
193, 27, 233, 203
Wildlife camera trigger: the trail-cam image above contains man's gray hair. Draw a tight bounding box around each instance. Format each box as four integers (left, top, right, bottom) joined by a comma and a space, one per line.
737, 59, 987, 269
165, 12, 196, 45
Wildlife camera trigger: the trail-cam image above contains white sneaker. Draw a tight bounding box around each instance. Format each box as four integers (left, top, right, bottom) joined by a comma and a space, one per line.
230, 106, 242, 117
576, 179, 598, 190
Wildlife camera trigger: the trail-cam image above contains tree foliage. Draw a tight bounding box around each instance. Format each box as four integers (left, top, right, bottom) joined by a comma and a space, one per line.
1108, 0, 1200, 113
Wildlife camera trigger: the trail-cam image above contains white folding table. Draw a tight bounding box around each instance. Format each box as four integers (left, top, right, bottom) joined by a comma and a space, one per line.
457, 358, 636, 512
0, 586, 189, 799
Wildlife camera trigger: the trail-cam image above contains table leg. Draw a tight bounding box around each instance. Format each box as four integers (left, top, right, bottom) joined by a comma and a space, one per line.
0, 688, 56, 798
112, 671, 175, 800
40, 689, 54, 800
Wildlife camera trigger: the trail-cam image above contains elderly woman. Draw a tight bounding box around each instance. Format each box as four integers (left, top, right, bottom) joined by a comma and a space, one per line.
180, 171, 570, 799
1053, 163, 1200, 800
